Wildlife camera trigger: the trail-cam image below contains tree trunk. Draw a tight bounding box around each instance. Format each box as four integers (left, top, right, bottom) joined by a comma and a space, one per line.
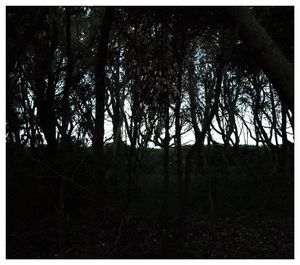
61, 8, 73, 145
162, 97, 170, 256
174, 48, 184, 255
227, 7, 294, 112
185, 33, 225, 231
88, 7, 113, 256
127, 89, 140, 204
58, 8, 73, 257
279, 103, 288, 173
269, 84, 279, 148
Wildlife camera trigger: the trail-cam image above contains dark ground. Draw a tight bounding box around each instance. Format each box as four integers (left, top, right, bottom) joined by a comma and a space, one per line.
7, 211, 293, 258
6, 144, 294, 258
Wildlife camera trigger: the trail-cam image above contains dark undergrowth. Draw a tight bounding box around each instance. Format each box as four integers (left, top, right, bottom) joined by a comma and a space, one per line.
6, 143, 294, 258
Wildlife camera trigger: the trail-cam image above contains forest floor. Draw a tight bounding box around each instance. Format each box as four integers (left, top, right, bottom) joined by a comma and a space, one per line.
6, 146, 294, 258
7, 211, 293, 259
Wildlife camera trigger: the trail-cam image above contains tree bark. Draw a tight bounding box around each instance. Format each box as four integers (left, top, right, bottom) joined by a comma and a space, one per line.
174, 34, 184, 254
61, 8, 73, 145
162, 95, 170, 256
58, 8, 73, 257
89, 7, 113, 256
227, 7, 294, 112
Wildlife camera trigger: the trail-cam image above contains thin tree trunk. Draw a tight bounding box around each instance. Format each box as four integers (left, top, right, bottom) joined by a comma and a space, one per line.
269, 84, 279, 148
174, 50, 184, 255
162, 98, 170, 256
112, 49, 124, 156
280, 103, 288, 173
185, 33, 225, 231
61, 8, 73, 145
58, 8, 73, 257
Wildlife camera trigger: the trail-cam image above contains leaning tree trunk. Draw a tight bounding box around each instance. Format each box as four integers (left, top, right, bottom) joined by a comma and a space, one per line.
227, 7, 294, 113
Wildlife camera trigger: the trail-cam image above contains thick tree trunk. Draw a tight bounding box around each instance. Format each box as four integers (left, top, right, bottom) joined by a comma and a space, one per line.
92, 6, 113, 198
227, 7, 294, 112
88, 7, 113, 256
32, 7, 58, 160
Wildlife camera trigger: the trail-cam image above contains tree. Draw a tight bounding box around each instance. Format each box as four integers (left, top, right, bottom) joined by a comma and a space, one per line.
184, 27, 227, 229
227, 7, 294, 113
88, 7, 114, 256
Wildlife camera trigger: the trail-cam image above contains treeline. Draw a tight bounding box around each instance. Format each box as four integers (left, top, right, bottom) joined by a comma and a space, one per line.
6, 6, 294, 258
